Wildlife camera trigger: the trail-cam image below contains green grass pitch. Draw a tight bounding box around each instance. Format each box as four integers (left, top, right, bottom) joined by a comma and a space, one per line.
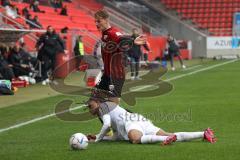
0, 59, 239, 160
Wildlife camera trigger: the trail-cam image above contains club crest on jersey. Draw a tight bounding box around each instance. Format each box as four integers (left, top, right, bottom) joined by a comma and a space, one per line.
103, 35, 108, 40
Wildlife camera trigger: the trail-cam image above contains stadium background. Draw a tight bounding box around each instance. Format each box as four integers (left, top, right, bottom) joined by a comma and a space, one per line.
0, 0, 240, 160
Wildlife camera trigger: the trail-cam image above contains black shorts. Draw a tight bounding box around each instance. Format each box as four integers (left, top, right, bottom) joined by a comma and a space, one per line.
96, 75, 125, 97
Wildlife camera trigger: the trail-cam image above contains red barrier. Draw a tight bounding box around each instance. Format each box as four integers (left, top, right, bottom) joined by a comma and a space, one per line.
147, 36, 191, 60
179, 49, 192, 60
54, 53, 70, 78
146, 36, 167, 61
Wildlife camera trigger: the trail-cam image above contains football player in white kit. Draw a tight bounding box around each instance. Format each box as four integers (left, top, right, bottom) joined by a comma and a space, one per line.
86, 97, 216, 145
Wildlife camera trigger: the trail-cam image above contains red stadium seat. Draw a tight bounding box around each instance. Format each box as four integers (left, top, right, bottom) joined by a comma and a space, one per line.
8, 0, 105, 53
160, 0, 236, 36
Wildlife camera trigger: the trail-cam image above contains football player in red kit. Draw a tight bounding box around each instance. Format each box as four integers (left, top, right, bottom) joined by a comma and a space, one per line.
94, 10, 146, 104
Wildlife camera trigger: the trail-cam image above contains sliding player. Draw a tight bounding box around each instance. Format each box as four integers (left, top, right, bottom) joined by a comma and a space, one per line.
86, 97, 216, 145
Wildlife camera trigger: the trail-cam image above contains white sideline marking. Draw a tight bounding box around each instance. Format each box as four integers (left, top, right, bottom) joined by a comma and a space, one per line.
127, 59, 238, 92
0, 105, 85, 133
0, 59, 238, 134
184, 65, 202, 71
166, 59, 238, 82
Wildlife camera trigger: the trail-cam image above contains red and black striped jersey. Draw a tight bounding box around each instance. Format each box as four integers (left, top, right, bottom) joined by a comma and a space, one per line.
101, 27, 125, 79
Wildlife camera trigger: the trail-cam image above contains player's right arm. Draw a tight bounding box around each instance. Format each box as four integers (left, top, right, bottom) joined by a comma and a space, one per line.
87, 132, 117, 142
94, 114, 111, 142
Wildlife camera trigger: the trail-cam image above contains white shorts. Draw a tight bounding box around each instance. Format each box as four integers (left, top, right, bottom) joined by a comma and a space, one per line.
125, 114, 160, 135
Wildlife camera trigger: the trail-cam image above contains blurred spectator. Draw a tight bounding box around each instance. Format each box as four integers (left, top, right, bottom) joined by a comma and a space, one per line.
51, 0, 63, 10
36, 26, 65, 84
128, 28, 149, 80
13, 5, 20, 14
30, 15, 43, 29
30, 0, 45, 13
178, 40, 188, 49
8, 45, 32, 77
26, 14, 42, 29
161, 48, 168, 68
60, 5, 68, 16
0, 44, 15, 80
5, 5, 18, 19
22, 6, 29, 18
15, 0, 23, 3
60, 26, 68, 33
74, 35, 84, 70
1, 0, 11, 7
18, 42, 37, 66
60, 27, 68, 46
25, 14, 33, 27
63, 0, 72, 2
0, 43, 8, 55
0, 54, 15, 80
56, 0, 63, 8
167, 34, 186, 71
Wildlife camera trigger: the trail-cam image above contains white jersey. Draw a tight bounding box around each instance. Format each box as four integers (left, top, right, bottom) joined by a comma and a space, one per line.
99, 102, 129, 140
98, 102, 159, 141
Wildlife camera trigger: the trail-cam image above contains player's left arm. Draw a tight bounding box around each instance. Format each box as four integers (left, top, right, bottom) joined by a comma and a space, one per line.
117, 34, 147, 52
134, 35, 147, 45
143, 41, 150, 51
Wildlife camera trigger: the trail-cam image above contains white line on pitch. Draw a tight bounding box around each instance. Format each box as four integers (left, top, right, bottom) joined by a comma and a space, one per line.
0, 105, 85, 133
0, 59, 238, 134
128, 59, 238, 92
183, 64, 202, 71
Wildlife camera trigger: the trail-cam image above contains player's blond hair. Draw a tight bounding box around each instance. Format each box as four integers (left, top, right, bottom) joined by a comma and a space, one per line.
94, 10, 109, 19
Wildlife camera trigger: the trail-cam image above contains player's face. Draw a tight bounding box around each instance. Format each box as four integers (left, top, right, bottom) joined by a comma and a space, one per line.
95, 17, 108, 32
88, 100, 99, 115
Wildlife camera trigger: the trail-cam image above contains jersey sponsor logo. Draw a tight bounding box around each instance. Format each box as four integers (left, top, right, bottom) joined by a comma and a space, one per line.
116, 32, 122, 36
101, 39, 133, 53
102, 41, 118, 53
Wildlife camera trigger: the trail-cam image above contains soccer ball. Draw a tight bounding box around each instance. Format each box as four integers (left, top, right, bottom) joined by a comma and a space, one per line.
69, 133, 88, 150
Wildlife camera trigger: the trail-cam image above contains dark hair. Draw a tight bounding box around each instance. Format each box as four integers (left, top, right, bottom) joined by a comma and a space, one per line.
47, 25, 53, 30
87, 88, 114, 104
86, 97, 106, 106
46, 25, 56, 34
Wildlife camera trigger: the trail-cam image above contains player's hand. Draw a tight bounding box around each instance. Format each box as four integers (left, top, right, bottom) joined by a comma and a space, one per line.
134, 35, 147, 45
87, 134, 96, 142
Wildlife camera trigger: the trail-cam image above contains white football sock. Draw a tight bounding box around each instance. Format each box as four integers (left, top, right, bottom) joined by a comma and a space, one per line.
140, 135, 168, 144
175, 132, 204, 142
